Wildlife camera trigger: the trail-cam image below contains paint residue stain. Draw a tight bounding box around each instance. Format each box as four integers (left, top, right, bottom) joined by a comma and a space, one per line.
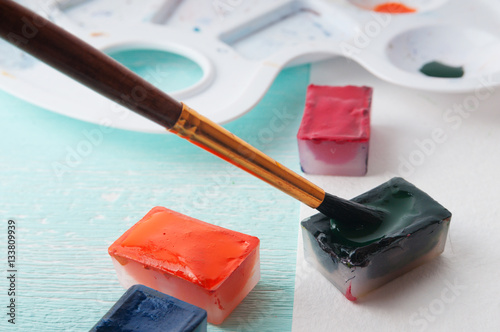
374, 3, 416, 13
345, 284, 357, 301
263, 61, 280, 68
419, 61, 464, 78
215, 298, 224, 310
90, 32, 107, 37
1, 71, 15, 78
312, 22, 331, 37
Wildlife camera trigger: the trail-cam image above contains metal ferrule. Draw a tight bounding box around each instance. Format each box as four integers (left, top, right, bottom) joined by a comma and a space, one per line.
169, 103, 325, 208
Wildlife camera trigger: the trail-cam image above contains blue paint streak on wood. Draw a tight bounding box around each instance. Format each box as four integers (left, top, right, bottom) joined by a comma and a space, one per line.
0, 63, 309, 331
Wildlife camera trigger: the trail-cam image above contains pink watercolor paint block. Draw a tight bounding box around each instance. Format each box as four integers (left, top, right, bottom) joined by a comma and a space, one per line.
108, 207, 260, 325
297, 85, 372, 176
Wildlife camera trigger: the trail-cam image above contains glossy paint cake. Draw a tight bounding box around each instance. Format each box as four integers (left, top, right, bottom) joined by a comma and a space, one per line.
108, 207, 260, 324
297, 85, 372, 176
90, 284, 207, 332
301, 178, 451, 300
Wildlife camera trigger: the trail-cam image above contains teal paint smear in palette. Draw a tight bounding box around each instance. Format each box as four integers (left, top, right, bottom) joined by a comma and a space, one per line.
0, 58, 309, 331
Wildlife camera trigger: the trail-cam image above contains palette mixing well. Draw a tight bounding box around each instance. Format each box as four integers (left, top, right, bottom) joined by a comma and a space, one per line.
1, 0, 499, 132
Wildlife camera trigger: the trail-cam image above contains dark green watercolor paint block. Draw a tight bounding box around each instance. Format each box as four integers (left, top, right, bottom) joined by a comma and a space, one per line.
301, 177, 451, 301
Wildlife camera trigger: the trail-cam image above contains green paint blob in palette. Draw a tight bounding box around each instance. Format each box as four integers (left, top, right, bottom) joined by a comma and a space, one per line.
301, 177, 452, 301
419, 61, 464, 78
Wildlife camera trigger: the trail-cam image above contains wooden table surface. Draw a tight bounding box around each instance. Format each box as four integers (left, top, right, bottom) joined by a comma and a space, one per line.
0, 57, 310, 331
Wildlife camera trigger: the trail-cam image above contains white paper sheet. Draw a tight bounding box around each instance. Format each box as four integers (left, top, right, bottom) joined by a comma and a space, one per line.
292, 58, 500, 332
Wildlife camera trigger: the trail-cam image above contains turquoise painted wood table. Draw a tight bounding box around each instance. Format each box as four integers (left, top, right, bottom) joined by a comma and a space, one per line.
0, 51, 309, 330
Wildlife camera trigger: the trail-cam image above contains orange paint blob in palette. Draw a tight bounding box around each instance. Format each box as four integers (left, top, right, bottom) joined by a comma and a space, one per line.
108, 207, 260, 324
374, 2, 416, 13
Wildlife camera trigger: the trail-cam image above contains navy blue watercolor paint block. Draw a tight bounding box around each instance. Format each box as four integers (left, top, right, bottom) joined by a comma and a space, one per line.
90, 284, 207, 332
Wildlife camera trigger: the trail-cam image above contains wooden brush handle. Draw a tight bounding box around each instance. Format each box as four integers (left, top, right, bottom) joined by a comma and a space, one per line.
0, 0, 182, 128
0, 1, 328, 208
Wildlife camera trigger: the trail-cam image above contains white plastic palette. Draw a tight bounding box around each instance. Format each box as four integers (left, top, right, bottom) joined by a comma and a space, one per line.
1, 0, 499, 132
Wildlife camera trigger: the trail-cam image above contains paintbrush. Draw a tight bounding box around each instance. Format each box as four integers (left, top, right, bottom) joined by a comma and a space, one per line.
0, 1, 385, 231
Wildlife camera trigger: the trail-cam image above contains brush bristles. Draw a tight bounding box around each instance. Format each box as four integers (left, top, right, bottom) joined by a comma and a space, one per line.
316, 193, 386, 232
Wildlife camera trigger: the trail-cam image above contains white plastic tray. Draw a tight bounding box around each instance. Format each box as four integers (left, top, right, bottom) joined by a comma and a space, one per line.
1, 0, 499, 132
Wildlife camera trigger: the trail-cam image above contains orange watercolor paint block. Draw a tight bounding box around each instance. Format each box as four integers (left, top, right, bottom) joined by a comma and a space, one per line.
108, 207, 260, 325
